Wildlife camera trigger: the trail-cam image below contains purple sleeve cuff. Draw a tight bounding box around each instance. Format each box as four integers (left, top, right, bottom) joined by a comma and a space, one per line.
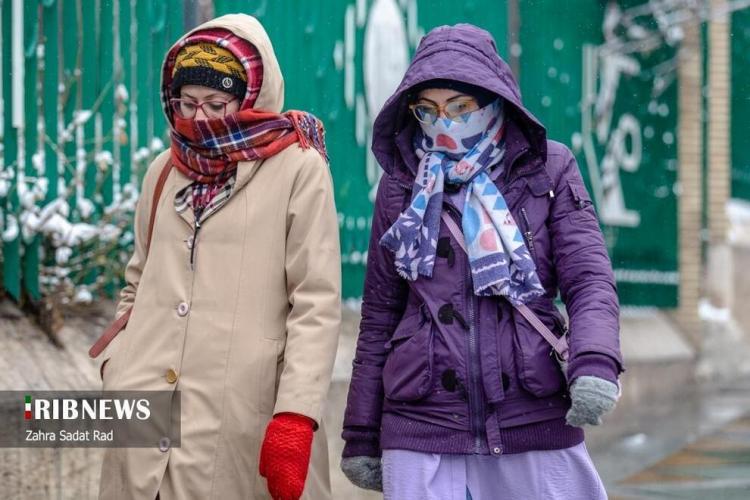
567, 352, 621, 385
341, 427, 381, 458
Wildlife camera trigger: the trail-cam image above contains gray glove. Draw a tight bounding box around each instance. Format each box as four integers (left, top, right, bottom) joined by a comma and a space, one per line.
340, 456, 382, 491
565, 376, 619, 427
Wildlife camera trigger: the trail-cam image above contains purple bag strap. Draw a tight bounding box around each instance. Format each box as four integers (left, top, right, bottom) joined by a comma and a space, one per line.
440, 211, 569, 362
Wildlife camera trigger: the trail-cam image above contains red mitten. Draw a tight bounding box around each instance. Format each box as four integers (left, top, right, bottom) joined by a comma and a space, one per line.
259, 413, 315, 500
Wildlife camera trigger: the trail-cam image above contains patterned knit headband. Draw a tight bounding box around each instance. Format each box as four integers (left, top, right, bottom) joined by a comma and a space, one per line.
164, 28, 264, 109
171, 42, 248, 100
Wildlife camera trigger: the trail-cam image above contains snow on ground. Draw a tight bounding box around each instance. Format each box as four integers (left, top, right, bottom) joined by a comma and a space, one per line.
728, 198, 750, 246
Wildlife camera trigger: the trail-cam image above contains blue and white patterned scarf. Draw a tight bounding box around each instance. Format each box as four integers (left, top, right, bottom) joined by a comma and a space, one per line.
379, 99, 544, 305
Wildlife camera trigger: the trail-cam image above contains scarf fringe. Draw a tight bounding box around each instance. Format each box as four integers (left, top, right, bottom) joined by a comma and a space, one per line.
288, 111, 329, 163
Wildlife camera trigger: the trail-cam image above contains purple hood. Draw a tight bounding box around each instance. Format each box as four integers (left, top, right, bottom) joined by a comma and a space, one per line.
372, 24, 546, 184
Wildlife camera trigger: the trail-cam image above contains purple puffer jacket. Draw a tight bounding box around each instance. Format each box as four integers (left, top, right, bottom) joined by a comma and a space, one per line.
342, 24, 624, 459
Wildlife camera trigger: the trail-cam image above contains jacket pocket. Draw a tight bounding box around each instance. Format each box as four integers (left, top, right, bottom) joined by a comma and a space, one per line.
99, 330, 126, 389
566, 179, 595, 223
382, 305, 434, 402
512, 303, 566, 397
100, 359, 110, 381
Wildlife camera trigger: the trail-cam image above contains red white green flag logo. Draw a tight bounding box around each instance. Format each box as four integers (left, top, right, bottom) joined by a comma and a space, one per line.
25, 395, 32, 420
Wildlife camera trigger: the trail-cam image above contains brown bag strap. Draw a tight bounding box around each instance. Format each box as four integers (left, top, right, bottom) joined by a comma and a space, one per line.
146, 161, 173, 252
89, 161, 174, 358
88, 308, 132, 358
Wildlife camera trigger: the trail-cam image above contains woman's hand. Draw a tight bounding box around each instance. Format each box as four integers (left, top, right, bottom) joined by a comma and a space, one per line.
565, 376, 620, 427
259, 413, 314, 500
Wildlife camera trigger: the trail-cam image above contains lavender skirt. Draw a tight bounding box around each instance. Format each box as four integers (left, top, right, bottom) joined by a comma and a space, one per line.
382, 443, 607, 500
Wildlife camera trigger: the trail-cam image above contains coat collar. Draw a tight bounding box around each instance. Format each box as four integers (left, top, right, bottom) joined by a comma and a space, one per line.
171, 158, 262, 229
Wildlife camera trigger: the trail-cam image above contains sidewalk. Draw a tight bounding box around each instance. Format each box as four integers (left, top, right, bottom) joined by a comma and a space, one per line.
2, 298, 749, 499
590, 376, 750, 499
613, 415, 750, 499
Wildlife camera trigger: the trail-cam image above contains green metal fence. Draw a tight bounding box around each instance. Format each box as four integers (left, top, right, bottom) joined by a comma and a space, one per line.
0, 0, 185, 302
2, 0, 748, 307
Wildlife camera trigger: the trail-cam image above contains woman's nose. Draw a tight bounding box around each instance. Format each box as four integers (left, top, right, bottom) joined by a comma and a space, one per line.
433, 110, 448, 124
194, 107, 208, 120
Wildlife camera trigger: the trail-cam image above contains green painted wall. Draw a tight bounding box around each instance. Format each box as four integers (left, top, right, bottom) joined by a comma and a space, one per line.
518, 0, 680, 306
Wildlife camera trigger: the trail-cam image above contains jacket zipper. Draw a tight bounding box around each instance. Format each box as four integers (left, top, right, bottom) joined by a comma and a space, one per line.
467, 283, 484, 454
444, 203, 484, 454
519, 207, 535, 254
183, 178, 239, 269
189, 218, 201, 270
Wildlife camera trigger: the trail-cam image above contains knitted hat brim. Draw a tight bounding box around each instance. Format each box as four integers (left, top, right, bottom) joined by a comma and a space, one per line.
171, 66, 247, 100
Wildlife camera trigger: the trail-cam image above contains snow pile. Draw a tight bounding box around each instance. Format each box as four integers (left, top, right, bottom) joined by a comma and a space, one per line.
115, 84, 130, 102
73, 287, 93, 304
698, 298, 730, 324
727, 198, 750, 247
17, 198, 118, 248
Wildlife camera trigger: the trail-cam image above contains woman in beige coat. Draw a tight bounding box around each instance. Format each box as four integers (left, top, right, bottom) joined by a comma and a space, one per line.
90, 14, 341, 500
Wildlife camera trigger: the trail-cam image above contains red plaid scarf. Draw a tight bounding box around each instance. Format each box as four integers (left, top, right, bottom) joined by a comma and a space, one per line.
170, 109, 327, 184
163, 28, 328, 185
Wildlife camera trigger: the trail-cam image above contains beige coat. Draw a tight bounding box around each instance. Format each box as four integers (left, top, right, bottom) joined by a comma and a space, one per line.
96, 14, 341, 500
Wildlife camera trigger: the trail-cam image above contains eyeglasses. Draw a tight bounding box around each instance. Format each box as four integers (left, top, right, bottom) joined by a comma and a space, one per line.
170, 98, 237, 119
409, 97, 480, 125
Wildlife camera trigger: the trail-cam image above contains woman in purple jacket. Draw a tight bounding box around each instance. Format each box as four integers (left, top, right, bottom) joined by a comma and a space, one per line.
341, 24, 624, 499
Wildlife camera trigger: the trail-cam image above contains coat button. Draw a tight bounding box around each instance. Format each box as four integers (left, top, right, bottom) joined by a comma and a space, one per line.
441, 369, 458, 392
436, 238, 455, 267
437, 304, 454, 324
186, 235, 194, 249
444, 182, 460, 194
493, 446, 503, 455
159, 436, 171, 452
501, 373, 511, 391
177, 302, 190, 317
436, 238, 451, 257
165, 368, 178, 384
